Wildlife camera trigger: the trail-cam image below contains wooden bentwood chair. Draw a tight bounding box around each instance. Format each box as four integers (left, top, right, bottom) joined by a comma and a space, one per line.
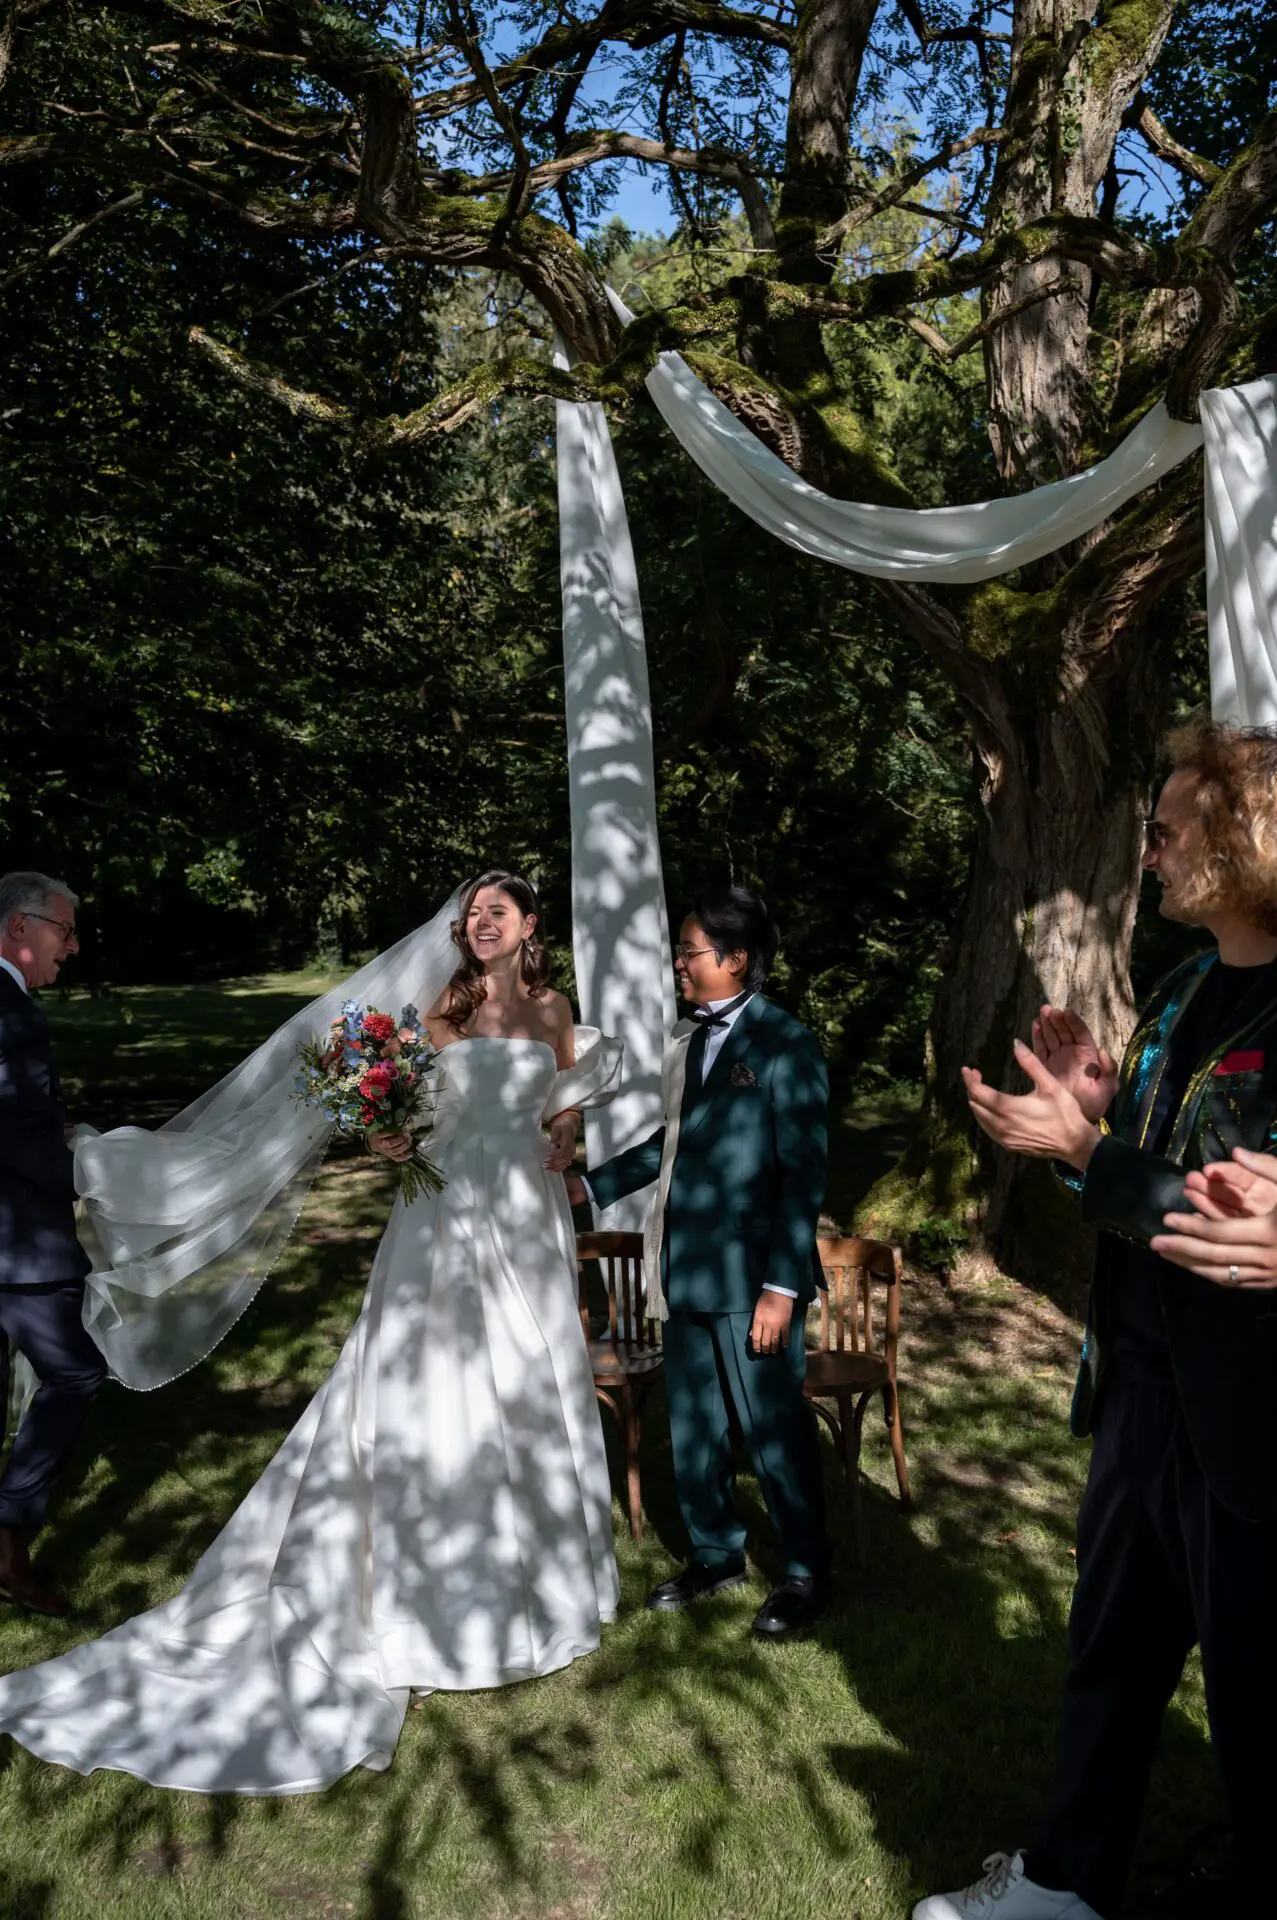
575, 1231, 664, 1541
804, 1236, 913, 1569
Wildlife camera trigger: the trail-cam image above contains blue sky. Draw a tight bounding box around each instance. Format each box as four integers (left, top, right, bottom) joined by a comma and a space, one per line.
442, 6, 1184, 246
597, 165, 675, 238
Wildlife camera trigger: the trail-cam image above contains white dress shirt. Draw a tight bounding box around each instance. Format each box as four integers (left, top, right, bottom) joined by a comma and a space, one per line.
695, 991, 753, 1081
0, 955, 28, 995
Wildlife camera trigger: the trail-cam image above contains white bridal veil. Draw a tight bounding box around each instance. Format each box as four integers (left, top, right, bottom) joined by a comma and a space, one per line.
70, 889, 465, 1391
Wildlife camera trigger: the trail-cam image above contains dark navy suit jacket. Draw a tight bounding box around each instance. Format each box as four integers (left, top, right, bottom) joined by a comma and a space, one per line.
0, 967, 89, 1286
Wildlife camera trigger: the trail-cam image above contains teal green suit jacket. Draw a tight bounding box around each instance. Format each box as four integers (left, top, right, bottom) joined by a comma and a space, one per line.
585, 995, 829, 1315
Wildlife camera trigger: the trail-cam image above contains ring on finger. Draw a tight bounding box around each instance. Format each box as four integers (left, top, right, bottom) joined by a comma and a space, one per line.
1227, 1263, 1241, 1286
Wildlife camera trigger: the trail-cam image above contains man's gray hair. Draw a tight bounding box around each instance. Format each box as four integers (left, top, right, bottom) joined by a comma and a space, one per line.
0, 870, 81, 931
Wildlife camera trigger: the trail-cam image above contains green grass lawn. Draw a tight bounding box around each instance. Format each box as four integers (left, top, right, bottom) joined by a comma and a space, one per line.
0, 981, 1227, 1919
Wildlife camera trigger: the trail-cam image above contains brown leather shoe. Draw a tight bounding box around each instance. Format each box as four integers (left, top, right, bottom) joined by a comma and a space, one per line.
0, 1525, 68, 1617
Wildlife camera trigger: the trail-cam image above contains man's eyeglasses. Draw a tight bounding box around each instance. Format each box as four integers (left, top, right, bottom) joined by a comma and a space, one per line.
673, 944, 714, 963
25, 911, 78, 942
1142, 817, 1172, 855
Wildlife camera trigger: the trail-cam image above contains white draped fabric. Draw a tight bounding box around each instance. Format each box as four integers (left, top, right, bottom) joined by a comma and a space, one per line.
1202, 375, 1277, 725
606, 290, 1277, 722
0, 1032, 622, 1793
642, 351, 1205, 583
69, 893, 466, 1390
556, 349, 677, 1223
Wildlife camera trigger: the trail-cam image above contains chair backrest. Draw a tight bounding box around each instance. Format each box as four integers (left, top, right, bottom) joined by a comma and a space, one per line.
575, 1231, 655, 1345
815, 1236, 904, 1372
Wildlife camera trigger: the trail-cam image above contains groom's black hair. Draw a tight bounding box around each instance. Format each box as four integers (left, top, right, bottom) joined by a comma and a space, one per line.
690, 886, 779, 994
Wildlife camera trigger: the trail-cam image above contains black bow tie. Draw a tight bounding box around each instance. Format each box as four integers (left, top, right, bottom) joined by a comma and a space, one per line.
690, 992, 751, 1029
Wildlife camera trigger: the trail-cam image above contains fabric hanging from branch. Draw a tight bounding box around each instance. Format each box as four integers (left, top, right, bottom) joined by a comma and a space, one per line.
1201, 376, 1277, 726
607, 293, 1277, 725
642, 350, 1205, 583
555, 352, 677, 1223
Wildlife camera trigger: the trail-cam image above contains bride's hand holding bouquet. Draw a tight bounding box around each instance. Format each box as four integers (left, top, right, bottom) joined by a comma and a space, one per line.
296, 1001, 446, 1202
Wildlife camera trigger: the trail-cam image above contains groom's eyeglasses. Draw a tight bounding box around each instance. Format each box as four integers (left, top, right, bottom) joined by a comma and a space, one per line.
673, 944, 713, 963
1142, 817, 1172, 854
25, 912, 79, 944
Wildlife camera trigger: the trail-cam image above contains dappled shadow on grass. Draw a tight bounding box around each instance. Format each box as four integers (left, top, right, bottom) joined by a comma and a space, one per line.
824, 1086, 923, 1231
811, 1269, 1229, 1919
46, 974, 340, 1131
0, 1131, 1229, 1918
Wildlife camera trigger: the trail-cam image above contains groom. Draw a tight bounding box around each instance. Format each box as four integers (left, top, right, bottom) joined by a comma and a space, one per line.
568, 885, 833, 1637
0, 871, 104, 1617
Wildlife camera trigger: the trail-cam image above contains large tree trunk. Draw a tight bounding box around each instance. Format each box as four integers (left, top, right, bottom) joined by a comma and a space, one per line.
923, 656, 1165, 1289
859, 426, 1206, 1273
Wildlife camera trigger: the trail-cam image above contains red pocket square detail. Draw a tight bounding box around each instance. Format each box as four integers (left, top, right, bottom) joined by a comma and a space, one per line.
1215, 1049, 1264, 1075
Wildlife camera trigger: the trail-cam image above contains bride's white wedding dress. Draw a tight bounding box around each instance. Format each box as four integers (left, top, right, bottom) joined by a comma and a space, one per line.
0, 1030, 623, 1794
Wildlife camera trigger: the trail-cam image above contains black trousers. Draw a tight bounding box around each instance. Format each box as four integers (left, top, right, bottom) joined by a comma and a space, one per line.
0, 1279, 106, 1532
1028, 1369, 1277, 1917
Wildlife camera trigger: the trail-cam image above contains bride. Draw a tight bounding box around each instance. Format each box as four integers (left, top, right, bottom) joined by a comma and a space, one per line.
0, 871, 623, 1794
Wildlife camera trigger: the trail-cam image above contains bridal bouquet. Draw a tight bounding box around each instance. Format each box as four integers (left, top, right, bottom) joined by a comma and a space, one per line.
295, 1001, 446, 1203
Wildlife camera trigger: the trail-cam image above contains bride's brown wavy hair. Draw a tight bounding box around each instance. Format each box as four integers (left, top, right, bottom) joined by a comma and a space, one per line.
441, 870, 552, 1033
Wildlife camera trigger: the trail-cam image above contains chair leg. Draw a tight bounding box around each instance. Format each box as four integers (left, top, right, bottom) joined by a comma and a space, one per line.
621, 1383, 644, 1542
882, 1380, 914, 1511
839, 1389, 867, 1570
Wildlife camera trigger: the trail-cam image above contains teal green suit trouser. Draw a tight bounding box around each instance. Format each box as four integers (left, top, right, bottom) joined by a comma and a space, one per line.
662, 1308, 830, 1581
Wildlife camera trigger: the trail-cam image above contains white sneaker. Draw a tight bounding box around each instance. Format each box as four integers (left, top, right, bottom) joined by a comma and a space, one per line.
913, 1851, 1103, 1919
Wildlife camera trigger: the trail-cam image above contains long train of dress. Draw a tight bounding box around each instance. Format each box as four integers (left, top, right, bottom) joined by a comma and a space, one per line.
0, 1032, 622, 1793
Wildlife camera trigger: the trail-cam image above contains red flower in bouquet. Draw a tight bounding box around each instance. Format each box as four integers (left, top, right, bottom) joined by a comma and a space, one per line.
295, 1001, 444, 1204
359, 1062, 397, 1100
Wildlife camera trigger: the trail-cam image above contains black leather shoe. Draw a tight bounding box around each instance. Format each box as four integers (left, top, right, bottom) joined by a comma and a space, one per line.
645, 1562, 748, 1611
751, 1575, 834, 1639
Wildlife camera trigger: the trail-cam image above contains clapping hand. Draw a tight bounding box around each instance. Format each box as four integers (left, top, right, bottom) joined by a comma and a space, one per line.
1031, 1005, 1119, 1123
962, 1038, 1102, 1171
1151, 1148, 1277, 1289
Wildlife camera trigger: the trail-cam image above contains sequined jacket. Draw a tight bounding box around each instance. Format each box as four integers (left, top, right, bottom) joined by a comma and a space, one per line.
1065, 950, 1277, 1521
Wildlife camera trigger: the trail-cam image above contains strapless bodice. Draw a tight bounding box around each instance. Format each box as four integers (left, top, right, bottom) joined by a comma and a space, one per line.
430, 1038, 560, 1148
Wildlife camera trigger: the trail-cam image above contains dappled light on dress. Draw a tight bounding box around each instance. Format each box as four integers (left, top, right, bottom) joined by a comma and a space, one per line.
0, 1031, 622, 1794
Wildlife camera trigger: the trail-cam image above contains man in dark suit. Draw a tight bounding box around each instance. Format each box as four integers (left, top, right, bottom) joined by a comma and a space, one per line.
0, 870, 104, 1617
917, 720, 1277, 1920
569, 886, 833, 1639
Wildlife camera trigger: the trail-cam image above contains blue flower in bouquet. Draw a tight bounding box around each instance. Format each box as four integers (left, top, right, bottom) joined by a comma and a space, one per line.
293, 1001, 446, 1205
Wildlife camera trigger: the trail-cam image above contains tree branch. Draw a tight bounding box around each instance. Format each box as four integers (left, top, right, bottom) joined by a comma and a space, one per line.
0, 188, 147, 294
188, 325, 594, 456
444, 0, 533, 247
896, 1, 1011, 51
469, 127, 775, 241
820, 127, 1008, 253
1124, 97, 1222, 190
414, 0, 791, 122
901, 278, 1072, 365
0, 0, 54, 95
1181, 108, 1277, 265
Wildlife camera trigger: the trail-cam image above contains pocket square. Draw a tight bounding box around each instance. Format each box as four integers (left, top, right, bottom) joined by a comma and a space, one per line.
1215, 1049, 1264, 1075
730, 1063, 758, 1088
